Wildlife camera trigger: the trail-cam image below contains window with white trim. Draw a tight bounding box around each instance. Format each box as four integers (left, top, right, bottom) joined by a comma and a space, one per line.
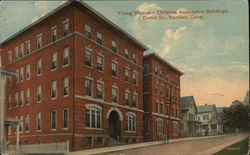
156, 119, 163, 134
20, 67, 23, 82
96, 32, 103, 45
85, 49, 92, 67
63, 77, 69, 97
96, 54, 104, 72
26, 88, 30, 105
111, 40, 117, 52
51, 27, 57, 42
37, 34, 42, 49
20, 90, 24, 106
14, 92, 18, 107
63, 108, 69, 129
19, 115, 23, 133
51, 80, 57, 99
125, 91, 130, 105
132, 53, 137, 63
132, 93, 138, 107
37, 85, 42, 103
63, 20, 69, 36
160, 85, 164, 96
37, 59, 42, 76
51, 52, 57, 70
15, 69, 19, 83
132, 71, 137, 85
36, 112, 42, 131
125, 48, 129, 59
15, 46, 19, 59
155, 101, 159, 113
26, 40, 31, 54
51, 110, 57, 130
126, 114, 136, 132
20, 43, 24, 57
8, 50, 12, 63
125, 68, 130, 82
112, 87, 118, 103
96, 82, 104, 99
173, 121, 178, 136
111, 61, 118, 77
85, 24, 92, 39
86, 106, 102, 129
85, 78, 92, 96
26, 64, 30, 80
63, 48, 69, 66
25, 114, 30, 132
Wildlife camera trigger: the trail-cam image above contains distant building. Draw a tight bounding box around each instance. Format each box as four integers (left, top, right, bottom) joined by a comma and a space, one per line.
197, 104, 222, 136
180, 96, 201, 137
216, 107, 227, 134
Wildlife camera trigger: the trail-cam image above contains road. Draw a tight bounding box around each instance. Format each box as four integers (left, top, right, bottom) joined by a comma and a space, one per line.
99, 134, 249, 155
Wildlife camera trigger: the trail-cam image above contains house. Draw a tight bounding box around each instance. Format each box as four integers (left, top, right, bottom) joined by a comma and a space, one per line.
197, 104, 222, 136
180, 96, 201, 137
0, 0, 148, 151
216, 107, 227, 134
143, 52, 183, 141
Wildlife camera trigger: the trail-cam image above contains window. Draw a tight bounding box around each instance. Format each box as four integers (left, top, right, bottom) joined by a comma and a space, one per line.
8, 94, 11, 109
125, 68, 130, 82
63, 78, 69, 97
143, 81, 149, 92
85, 24, 92, 39
111, 40, 117, 52
51, 110, 57, 130
86, 106, 102, 129
26, 88, 30, 105
20, 91, 24, 106
126, 114, 136, 132
85, 137, 92, 147
96, 32, 103, 45
20, 67, 23, 82
156, 119, 163, 134
173, 121, 178, 136
97, 137, 104, 146
172, 107, 175, 117
26, 40, 31, 54
15, 69, 19, 83
26, 64, 30, 80
160, 85, 164, 96
37, 59, 42, 76
132, 93, 138, 107
85, 49, 92, 67
143, 64, 149, 74
51, 80, 57, 99
125, 48, 129, 59
51, 27, 57, 42
155, 83, 159, 94
63, 20, 69, 36
112, 87, 118, 103
8, 50, 12, 63
132, 71, 137, 85
85, 78, 92, 96
154, 66, 158, 75
166, 73, 170, 81
37, 34, 42, 49
111, 61, 118, 77
160, 103, 164, 114
132, 53, 137, 63
15, 46, 19, 59
96, 54, 104, 71
25, 114, 30, 132
15, 92, 18, 107
125, 91, 130, 105
167, 87, 170, 99
96, 82, 104, 99
19, 115, 23, 133
36, 112, 42, 131
63, 48, 69, 66
155, 102, 159, 113
167, 104, 170, 115
37, 85, 42, 103
51, 52, 57, 70
63, 108, 69, 129
20, 44, 24, 57
159, 70, 163, 78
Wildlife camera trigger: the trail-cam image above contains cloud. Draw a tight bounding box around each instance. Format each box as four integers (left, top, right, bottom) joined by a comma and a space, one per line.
165, 26, 187, 40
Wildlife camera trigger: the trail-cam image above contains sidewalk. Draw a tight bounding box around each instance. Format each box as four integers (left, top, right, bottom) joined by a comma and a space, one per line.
70, 134, 227, 155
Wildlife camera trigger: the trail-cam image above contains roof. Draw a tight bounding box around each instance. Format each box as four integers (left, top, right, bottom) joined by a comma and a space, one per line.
181, 96, 198, 112
217, 107, 227, 113
197, 104, 216, 113
144, 52, 183, 75
0, 0, 148, 51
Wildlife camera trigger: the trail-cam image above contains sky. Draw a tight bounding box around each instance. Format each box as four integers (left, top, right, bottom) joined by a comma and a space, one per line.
0, 0, 249, 107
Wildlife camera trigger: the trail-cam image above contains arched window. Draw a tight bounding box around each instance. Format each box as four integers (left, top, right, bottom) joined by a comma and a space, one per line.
126, 112, 136, 132
85, 105, 102, 129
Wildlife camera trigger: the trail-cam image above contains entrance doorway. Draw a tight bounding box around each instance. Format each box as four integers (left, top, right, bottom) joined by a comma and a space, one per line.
108, 111, 120, 139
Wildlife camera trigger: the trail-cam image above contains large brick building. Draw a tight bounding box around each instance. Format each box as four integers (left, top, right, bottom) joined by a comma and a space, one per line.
0, 1, 148, 151
143, 53, 183, 141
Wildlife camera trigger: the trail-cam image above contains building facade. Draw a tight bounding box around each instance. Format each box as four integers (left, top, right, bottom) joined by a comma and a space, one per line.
180, 96, 201, 137
143, 53, 183, 141
0, 1, 148, 151
197, 104, 222, 136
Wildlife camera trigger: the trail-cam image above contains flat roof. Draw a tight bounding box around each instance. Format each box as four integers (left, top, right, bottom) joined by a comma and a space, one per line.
0, 0, 148, 51
144, 52, 184, 75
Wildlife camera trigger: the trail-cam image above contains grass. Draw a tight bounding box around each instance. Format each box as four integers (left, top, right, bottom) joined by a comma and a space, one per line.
213, 137, 249, 155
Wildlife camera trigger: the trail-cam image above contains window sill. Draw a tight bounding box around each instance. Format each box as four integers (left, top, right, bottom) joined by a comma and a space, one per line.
63, 128, 69, 130
63, 94, 69, 98
126, 131, 136, 133
51, 129, 57, 131
51, 68, 57, 72
51, 97, 57, 101
85, 127, 103, 130
97, 70, 104, 73
85, 65, 93, 69
111, 76, 118, 79
62, 64, 70, 68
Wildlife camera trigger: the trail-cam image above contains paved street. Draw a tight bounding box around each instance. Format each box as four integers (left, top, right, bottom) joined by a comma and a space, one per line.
99, 134, 249, 155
